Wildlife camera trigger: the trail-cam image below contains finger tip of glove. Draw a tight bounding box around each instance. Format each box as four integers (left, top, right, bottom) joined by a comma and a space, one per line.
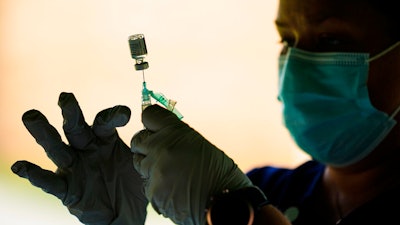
58, 92, 76, 107
142, 104, 165, 116
95, 105, 131, 127
11, 161, 28, 178
142, 104, 181, 131
116, 105, 131, 117
22, 110, 45, 123
59, 92, 73, 98
113, 105, 131, 126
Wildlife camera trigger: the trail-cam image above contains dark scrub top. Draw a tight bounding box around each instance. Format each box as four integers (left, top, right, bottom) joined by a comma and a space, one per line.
247, 160, 400, 225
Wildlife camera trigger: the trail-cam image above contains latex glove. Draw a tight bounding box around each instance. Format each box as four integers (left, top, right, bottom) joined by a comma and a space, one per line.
11, 92, 148, 225
131, 105, 253, 225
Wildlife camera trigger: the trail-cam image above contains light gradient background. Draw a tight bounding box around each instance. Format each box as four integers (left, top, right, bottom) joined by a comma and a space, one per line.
0, 1, 310, 224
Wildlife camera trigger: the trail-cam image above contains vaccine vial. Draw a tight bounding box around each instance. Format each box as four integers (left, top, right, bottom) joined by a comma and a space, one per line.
128, 34, 149, 71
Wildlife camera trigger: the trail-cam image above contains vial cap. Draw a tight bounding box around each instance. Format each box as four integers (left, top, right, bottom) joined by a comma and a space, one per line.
135, 62, 149, 71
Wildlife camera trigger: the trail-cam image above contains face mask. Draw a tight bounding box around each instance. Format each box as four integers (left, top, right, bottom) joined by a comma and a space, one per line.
278, 42, 400, 167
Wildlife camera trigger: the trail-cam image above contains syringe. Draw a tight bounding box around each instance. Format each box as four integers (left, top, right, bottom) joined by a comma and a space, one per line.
128, 34, 183, 119
149, 91, 184, 119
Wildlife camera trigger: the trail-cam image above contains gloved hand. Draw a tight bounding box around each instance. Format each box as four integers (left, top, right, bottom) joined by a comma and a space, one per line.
11, 92, 148, 225
131, 105, 253, 225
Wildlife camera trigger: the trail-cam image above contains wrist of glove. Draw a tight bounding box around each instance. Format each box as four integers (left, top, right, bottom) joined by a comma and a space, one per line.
131, 105, 254, 225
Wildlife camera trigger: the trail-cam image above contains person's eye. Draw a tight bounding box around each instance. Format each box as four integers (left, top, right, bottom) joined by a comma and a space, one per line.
320, 35, 341, 45
317, 33, 350, 51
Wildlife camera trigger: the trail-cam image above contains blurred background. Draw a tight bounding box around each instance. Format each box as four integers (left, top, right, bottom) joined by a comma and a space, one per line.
0, 0, 310, 224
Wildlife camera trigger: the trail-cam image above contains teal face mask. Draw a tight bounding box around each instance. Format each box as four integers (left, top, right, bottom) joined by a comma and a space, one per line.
278, 42, 400, 167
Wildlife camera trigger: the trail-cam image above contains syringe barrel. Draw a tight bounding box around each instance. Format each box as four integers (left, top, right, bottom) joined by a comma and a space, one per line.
141, 82, 152, 110
150, 92, 184, 119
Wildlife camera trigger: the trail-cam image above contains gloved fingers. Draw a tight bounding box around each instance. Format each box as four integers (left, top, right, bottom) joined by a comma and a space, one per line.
130, 129, 153, 156
141, 104, 182, 132
22, 110, 74, 169
131, 129, 163, 179
132, 153, 151, 178
58, 92, 95, 149
11, 160, 67, 200
92, 105, 131, 138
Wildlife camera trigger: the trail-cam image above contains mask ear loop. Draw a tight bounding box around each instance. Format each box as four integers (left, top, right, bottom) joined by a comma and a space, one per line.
389, 104, 400, 120
368, 41, 400, 62
368, 41, 400, 120
277, 47, 292, 102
